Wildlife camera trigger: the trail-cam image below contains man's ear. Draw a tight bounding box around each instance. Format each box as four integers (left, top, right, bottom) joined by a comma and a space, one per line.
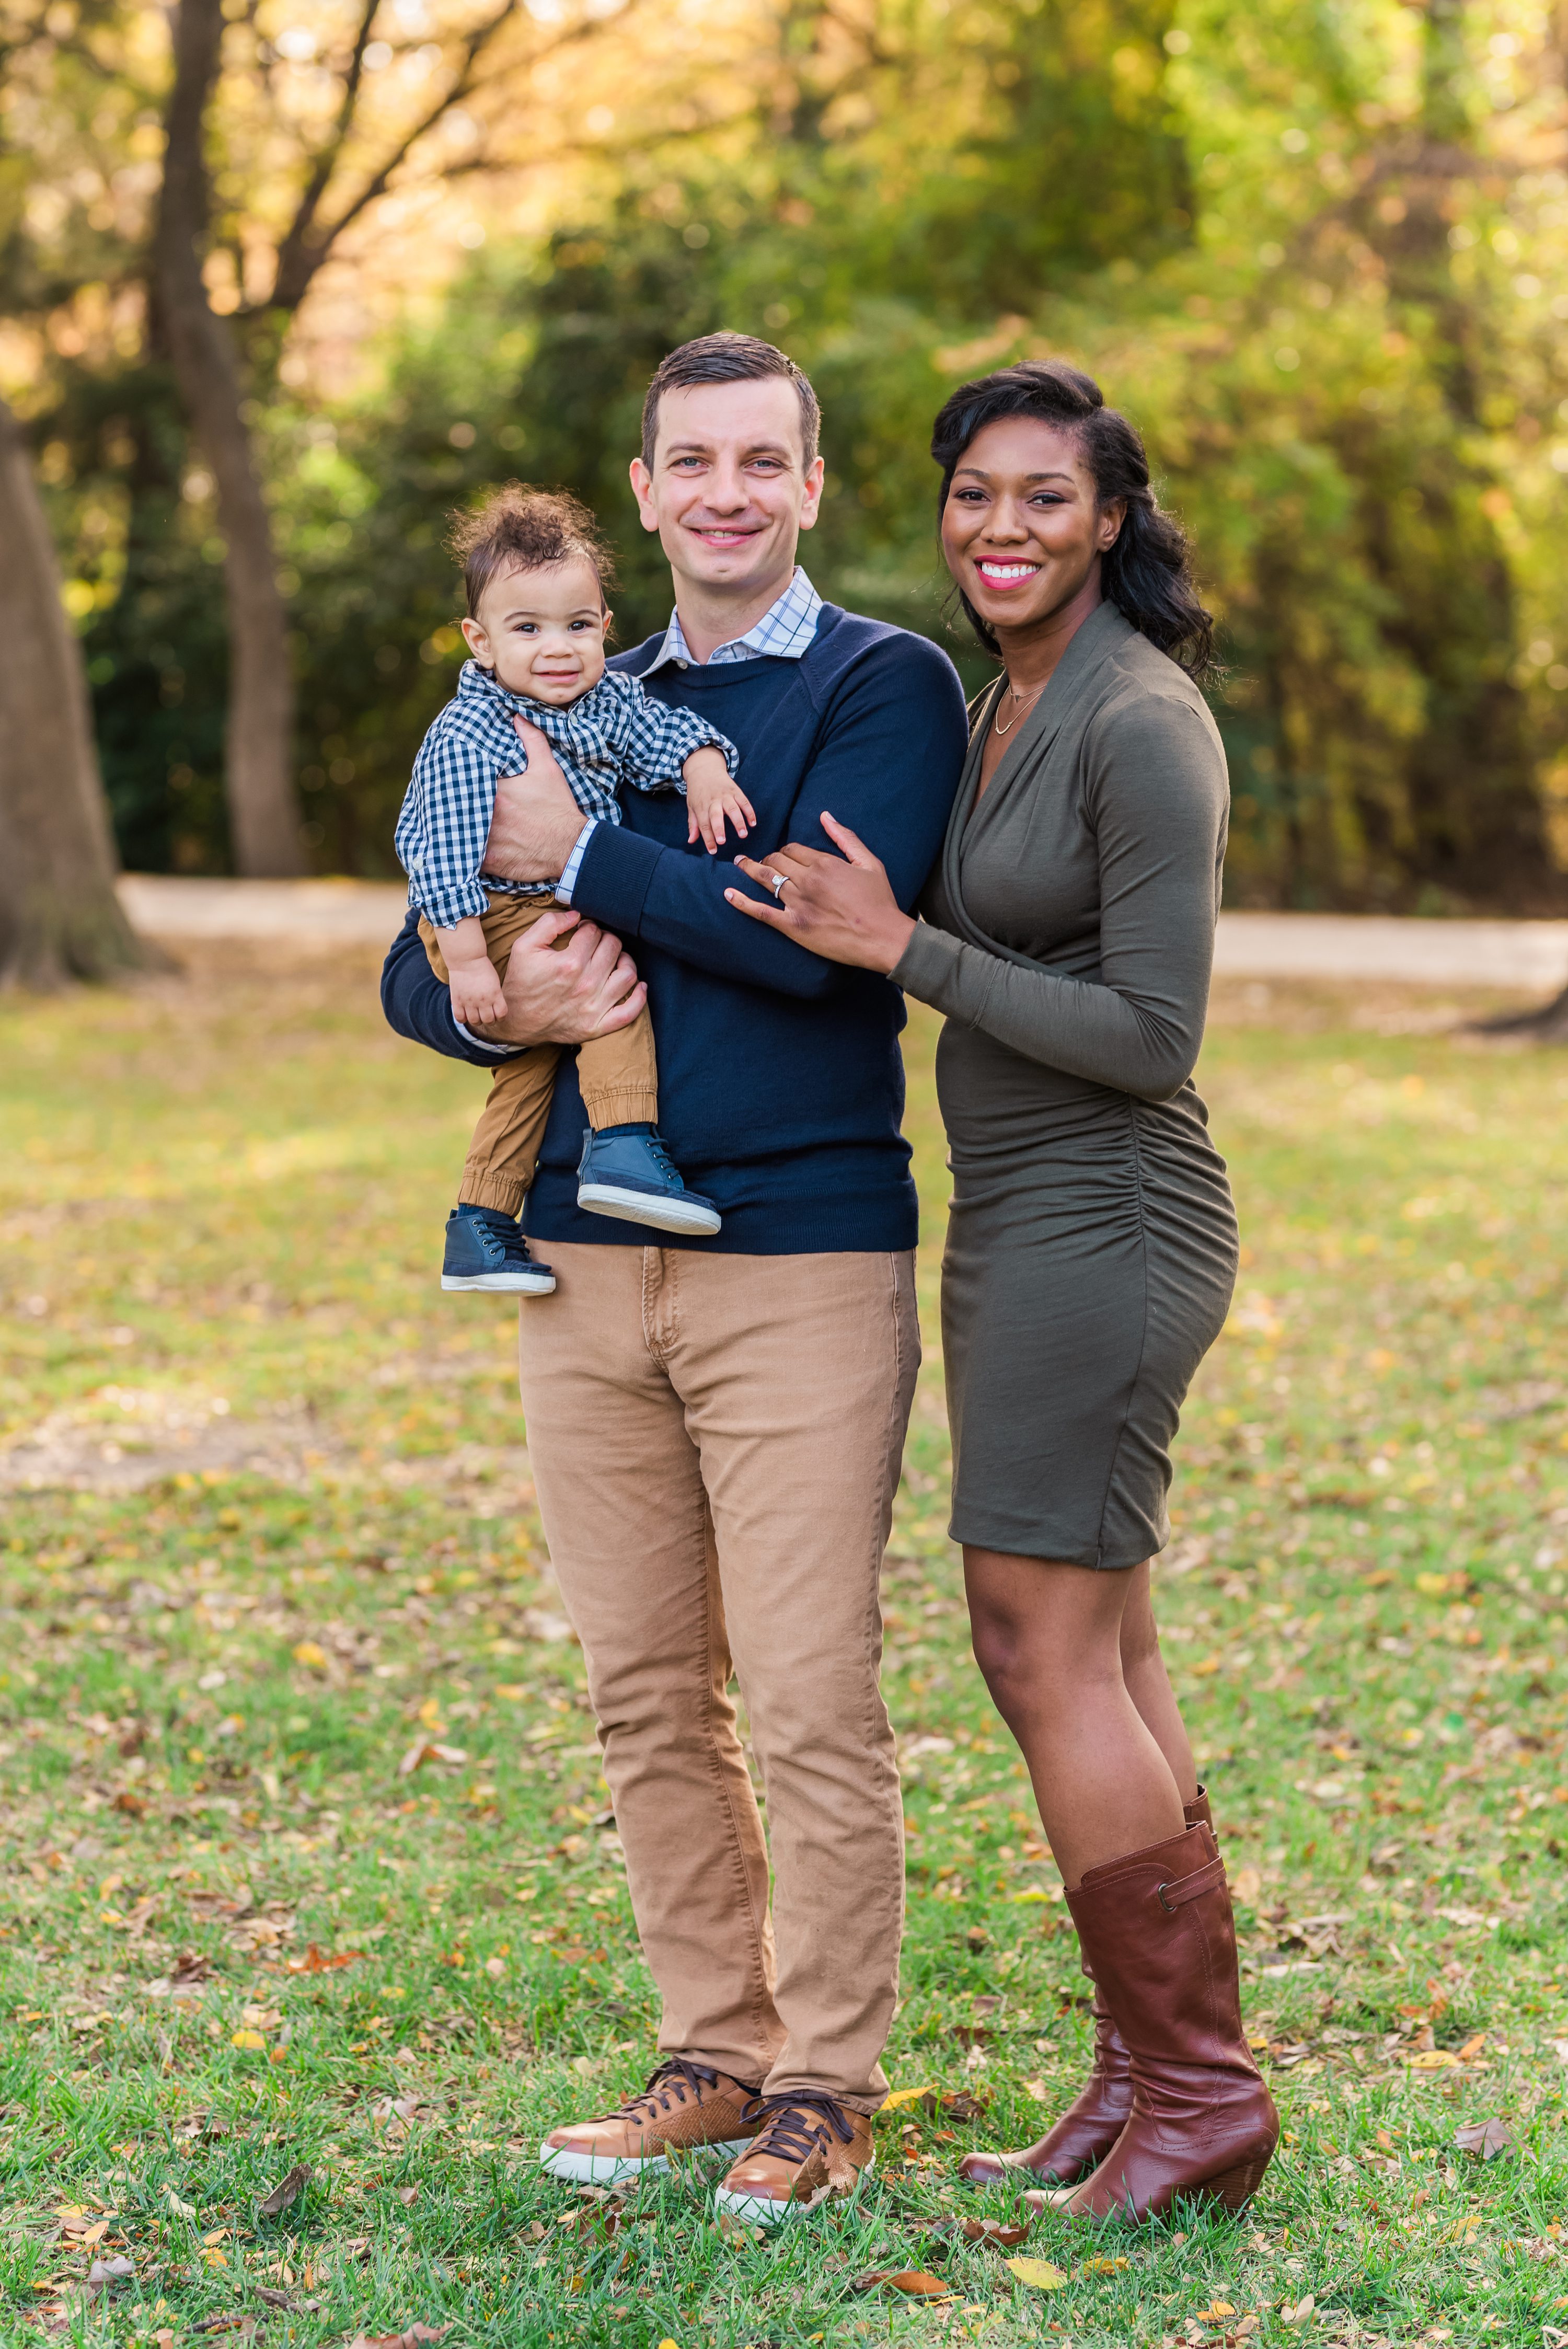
629, 457, 660, 535
797, 453, 826, 533
460, 616, 493, 665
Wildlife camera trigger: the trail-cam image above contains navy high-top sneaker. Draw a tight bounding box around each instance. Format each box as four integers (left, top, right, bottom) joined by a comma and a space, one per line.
575, 1126, 721, 1238
441, 1204, 557, 1294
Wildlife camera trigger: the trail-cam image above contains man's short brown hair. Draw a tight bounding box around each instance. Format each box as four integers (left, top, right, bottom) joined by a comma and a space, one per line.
447, 482, 614, 618
640, 333, 821, 472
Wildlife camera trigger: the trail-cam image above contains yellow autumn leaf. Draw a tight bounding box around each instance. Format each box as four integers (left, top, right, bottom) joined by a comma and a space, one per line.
1407, 2049, 1460, 2070
292, 1641, 327, 1668
1200, 2304, 1237, 2320
1081, 2256, 1128, 2275
230, 2028, 267, 2051
1006, 2258, 1067, 2291
878, 2085, 936, 2114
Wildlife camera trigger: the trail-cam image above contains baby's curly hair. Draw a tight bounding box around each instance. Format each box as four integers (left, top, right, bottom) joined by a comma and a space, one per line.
447, 482, 615, 618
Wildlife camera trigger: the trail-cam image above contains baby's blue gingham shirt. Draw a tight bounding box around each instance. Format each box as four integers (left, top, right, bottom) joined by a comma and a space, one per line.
395, 659, 736, 930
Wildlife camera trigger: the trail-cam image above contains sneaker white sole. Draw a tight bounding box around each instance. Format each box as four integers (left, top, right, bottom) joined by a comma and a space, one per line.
441, 1272, 556, 1294
712, 2151, 873, 2228
577, 1184, 722, 1237
538, 2135, 755, 2185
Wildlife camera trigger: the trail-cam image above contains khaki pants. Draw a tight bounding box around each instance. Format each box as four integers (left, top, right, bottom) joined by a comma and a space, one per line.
516, 1241, 920, 2111
421, 893, 658, 1219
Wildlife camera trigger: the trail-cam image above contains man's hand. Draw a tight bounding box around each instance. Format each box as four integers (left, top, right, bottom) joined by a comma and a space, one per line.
469, 907, 647, 1047
481, 717, 590, 883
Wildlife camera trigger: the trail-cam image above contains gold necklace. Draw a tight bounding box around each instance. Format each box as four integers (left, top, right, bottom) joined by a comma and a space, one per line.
992, 677, 1047, 738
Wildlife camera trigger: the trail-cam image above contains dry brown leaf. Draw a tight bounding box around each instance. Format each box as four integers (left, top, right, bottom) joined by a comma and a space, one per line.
852, 2269, 953, 2298
86, 2257, 136, 2290
953, 2216, 1031, 2248
397, 2185, 420, 2206
255, 2164, 312, 2219
346, 2328, 449, 2349
397, 1741, 468, 1778
1454, 2116, 1515, 2160
286, 1944, 363, 1974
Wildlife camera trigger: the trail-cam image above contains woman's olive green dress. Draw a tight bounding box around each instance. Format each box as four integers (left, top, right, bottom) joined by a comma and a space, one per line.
890, 602, 1238, 1569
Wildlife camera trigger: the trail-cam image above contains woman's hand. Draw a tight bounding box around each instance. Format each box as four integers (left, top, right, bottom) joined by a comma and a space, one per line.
480, 717, 589, 883
725, 813, 917, 974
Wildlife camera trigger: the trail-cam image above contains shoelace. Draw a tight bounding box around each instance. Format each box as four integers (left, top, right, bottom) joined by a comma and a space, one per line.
601, 2056, 735, 2126
740, 2090, 856, 2167
468, 1212, 534, 1268
642, 1132, 684, 1189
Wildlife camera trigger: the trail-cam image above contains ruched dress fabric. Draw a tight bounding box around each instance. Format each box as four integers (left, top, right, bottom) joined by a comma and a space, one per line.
890, 602, 1238, 1568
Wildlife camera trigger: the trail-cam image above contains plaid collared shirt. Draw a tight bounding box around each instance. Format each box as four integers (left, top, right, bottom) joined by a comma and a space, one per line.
644, 566, 823, 672
395, 659, 737, 928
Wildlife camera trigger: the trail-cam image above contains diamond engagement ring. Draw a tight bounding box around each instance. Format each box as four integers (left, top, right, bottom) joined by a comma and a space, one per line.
768, 871, 787, 897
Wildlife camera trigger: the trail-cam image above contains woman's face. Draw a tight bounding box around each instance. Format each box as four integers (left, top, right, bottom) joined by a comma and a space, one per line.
939, 415, 1123, 640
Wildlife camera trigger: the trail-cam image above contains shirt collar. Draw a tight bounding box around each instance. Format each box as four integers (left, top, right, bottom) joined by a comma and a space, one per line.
645, 567, 823, 672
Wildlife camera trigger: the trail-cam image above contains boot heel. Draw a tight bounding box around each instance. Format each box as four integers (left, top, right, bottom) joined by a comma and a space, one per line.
1194, 2154, 1270, 2212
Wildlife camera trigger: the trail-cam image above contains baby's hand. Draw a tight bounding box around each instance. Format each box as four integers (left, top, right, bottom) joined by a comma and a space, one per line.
684, 746, 756, 853
446, 952, 509, 1027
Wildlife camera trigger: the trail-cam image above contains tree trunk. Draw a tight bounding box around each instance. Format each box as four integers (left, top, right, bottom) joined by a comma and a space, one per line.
153, 0, 304, 877
0, 395, 156, 988
1472, 985, 1568, 1041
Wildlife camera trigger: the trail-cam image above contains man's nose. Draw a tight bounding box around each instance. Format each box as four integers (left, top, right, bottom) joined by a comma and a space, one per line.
702, 458, 752, 513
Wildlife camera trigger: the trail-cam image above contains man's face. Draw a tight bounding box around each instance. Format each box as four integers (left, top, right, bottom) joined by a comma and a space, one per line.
629, 377, 825, 602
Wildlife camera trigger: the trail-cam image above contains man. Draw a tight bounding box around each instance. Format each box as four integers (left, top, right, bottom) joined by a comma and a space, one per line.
382, 333, 967, 2222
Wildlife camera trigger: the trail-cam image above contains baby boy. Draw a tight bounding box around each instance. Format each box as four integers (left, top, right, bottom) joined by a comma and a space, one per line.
395, 483, 753, 1295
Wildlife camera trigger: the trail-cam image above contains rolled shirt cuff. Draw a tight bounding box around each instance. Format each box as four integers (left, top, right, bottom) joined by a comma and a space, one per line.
555, 819, 598, 905
452, 1018, 525, 1057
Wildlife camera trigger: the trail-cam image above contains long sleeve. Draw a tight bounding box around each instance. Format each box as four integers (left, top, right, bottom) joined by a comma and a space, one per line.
892, 691, 1227, 1101
395, 689, 529, 930
379, 907, 521, 1067
572, 635, 969, 1002
594, 674, 738, 795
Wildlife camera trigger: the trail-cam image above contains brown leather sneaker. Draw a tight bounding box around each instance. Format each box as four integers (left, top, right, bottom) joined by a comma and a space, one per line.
713, 2091, 874, 2227
538, 2057, 761, 2185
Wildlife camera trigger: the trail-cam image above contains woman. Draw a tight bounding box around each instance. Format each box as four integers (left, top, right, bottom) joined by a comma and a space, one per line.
724, 360, 1277, 2223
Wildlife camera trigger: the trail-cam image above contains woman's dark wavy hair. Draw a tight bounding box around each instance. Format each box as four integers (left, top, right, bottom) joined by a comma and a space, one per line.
931, 360, 1217, 683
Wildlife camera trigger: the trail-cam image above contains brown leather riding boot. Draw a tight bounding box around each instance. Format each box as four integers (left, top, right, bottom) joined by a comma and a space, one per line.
959, 1790, 1212, 2191
1024, 1823, 1277, 2224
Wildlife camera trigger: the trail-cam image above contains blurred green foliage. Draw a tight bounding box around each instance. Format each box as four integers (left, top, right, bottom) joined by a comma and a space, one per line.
22, 0, 1568, 905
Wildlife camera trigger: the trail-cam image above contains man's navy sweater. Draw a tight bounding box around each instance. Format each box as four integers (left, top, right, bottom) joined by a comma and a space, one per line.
379, 604, 969, 1254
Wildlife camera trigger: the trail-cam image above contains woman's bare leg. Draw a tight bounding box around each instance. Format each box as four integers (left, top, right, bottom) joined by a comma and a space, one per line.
964, 1547, 1186, 1889
1118, 1561, 1200, 1806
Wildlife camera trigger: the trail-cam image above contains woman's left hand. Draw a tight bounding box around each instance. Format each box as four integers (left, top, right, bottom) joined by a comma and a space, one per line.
726, 813, 917, 974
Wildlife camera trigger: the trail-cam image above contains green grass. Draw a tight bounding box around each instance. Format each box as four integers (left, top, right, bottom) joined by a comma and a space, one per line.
2, 948, 1567, 2349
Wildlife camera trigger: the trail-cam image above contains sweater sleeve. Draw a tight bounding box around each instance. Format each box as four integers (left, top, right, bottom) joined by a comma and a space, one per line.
379, 906, 522, 1068
891, 692, 1227, 1101
570, 635, 969, 1001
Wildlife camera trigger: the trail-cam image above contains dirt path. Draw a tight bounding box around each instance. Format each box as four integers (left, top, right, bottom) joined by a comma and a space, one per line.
116, 874, 1568, 991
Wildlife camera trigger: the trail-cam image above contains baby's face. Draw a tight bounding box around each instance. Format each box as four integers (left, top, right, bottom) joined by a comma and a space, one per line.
462, 557, 609, 704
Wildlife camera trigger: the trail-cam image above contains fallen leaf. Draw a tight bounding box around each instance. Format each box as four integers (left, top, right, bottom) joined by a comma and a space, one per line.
1280, 2298, 1316, 2327
1232, 1865, 1262, 1906
1081, 2255, 1129, 2275
941, 2090, 988, 2123
851, 2269, 953, 2298
256, 2163, 312, 2219
192, 2319, 258, 2338
952, 2217, 1031, 2248
346, 2328, 449, 2349
1406, 2048, 1460, 2070
397, 1741, 469, 1778
1199, 2304, 1237, 2321
1022, 2078, 1050, 2101
86, 2256, 136, 2290
292, 1641, 328, 1668
1455, 2116, 1515, 2160
286, 1944, 363, 1974
165, 2189, 198, 2220
1458, 2031, 1488, 2061
879, 2085, 937, 2114
397, 2185, 420, 2206
231, 2028, 268, 2051
1005, 2258, 1068, 2291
